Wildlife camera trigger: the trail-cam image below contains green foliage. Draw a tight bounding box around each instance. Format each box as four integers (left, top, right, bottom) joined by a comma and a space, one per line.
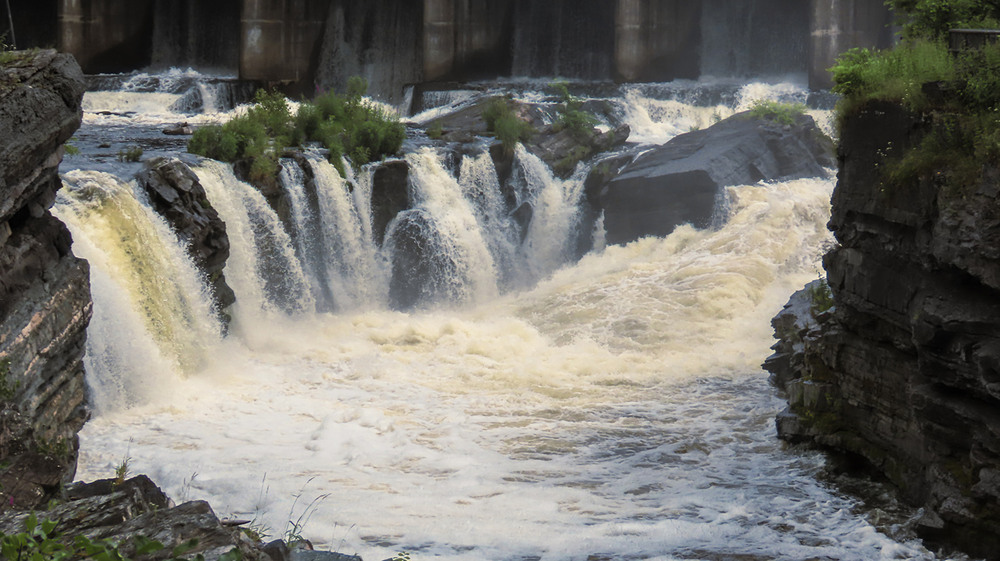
426, 120, 444, 140
746, 99, 808, 125
551, 81, 599, 140
0, 37, 15, 66
887, 0, 1000, 41
829, 40, 955, 111
0, 513, 245, 561
64, 139, 80, 156
117, 146, 144, 163
188, 79, 404, 180
807, 278, 835, 316
113, 455, 131, 487
390, 553, 411, 561
481, 97, 534, 153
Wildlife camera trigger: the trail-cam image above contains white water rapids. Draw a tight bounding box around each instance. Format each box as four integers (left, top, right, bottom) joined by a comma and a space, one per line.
54, 78, 961, 561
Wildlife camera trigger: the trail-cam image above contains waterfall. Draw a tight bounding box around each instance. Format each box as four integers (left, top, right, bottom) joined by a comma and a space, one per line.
304, 155, 388, 310
193, 160, 314, 324
54, 170, 222, 410
387, 148, 500, 308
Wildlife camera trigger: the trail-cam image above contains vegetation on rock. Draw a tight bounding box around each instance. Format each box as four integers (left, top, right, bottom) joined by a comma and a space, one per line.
481, 96, 534, 154
188, 77, 404, 179
550, 81, 599, 141
830, 1, 1000, 188
746, 99, 808, 126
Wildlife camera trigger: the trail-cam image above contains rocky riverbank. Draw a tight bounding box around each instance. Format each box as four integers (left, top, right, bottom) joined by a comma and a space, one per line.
765, 100, 1000, 560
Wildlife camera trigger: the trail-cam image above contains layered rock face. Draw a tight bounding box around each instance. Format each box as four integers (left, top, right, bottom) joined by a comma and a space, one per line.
766, 101, 1000, 559
0, 50, 90, 507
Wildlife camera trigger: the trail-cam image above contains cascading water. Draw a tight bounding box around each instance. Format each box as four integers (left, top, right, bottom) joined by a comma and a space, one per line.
62, 77, 964, 561
193, 159, 314, 322
54, 170, 221, 411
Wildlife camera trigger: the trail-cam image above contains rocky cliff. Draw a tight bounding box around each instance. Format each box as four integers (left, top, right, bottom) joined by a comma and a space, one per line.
0, 49, 90, 507
765, 100, 1000, 559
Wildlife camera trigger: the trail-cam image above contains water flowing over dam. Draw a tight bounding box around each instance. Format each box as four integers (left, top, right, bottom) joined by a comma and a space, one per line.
49, 74, 956, 561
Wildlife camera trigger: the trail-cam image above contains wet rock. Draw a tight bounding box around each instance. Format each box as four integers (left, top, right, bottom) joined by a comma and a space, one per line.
603, 111, 833, 245
137, 157, 236, 318
0, 49, 90, 508
163, 123, 194, 135
387, 209, 461, 310
527, 123, 631, 179
766, 99, 1000, 560
371, 159, 411, 246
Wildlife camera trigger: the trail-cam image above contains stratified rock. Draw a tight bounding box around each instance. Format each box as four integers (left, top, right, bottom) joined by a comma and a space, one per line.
0, 475, 265, 561
0, 49, 90, 509
137, 157, 236, 318
766, 99, 1000, 560
603, 111, 833, 245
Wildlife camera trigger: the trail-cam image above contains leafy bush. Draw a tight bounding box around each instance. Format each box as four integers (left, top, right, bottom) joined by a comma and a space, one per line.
117, 146, 144, 162
189, 79, 404, 179
551, 81, 599, 140
888, 0, 1000, 41
481, 97, 534, 153
746, 99, 808, 125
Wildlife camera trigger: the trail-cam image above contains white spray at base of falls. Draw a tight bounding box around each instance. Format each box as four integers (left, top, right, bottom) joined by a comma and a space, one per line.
54, 170, 222, 412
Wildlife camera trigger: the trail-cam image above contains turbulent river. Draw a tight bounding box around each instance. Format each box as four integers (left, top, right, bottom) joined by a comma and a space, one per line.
54, 70, 963, 561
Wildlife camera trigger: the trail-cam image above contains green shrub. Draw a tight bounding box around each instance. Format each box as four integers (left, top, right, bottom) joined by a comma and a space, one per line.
551, 81, 599, 140
888, 0, 1000, 41
117, 145, 144, 162
481, 97, 535, 153
426, 120, 444, 140
188, 80, 404, 179
746, 99, 807, 125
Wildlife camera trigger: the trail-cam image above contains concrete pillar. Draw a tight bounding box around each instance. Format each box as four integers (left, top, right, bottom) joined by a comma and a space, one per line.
615, 0, 646, 81
240, 0, 327, 90
423, 0, 455, 81
57, 0, 154, 73
809, 0, 895, 89
614, 0, 701, 82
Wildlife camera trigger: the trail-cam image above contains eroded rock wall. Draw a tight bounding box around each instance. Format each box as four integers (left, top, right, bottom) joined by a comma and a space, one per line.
0, 50, 90, 508
765, 100, 1000, 559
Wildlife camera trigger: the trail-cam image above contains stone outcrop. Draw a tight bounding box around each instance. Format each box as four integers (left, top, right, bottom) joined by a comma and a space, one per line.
0, 49, 90, 508
602, 110, 834, 245
137, 158, 236, 320
765, 100, 1000, 560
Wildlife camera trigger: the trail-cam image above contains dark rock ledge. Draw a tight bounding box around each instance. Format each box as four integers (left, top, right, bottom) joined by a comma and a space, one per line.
765, 100, 1000, 560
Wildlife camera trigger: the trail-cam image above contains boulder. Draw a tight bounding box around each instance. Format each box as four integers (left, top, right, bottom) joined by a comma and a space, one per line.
0, 475, 266, 561
386, 209, 461, 310
603, 111, 834, 245
138, 158, 236, 319
371, 159, 411, 246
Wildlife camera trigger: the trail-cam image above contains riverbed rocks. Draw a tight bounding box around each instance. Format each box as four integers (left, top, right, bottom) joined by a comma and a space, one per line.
137, 157, 236, 318
765, 100, 1000, 560
603, 111, 834, 245
0, 49, 91, 508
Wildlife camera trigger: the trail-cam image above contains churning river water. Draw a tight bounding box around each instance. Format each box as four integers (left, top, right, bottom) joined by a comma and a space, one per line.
55, 71, 967, 561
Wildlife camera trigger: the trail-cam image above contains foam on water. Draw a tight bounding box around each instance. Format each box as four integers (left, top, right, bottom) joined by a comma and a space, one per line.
76, 175, 948, 561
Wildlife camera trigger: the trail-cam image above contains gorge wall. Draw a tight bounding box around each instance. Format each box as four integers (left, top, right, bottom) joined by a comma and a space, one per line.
765, 101, 1000, 560
4, 1, 893, 100
0, 49, 90, 508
